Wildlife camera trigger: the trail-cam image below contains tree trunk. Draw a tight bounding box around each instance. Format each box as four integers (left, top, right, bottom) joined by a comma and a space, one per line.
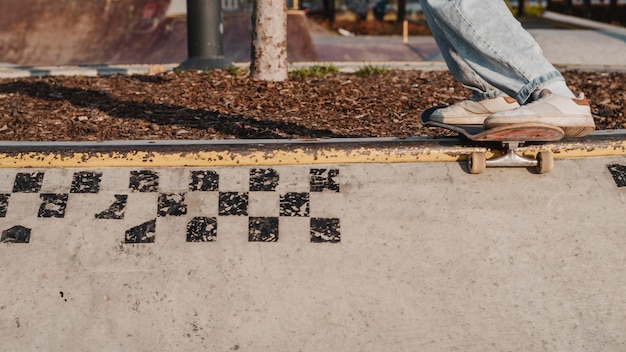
250, 0, 288, 81
517, 0, 525, 17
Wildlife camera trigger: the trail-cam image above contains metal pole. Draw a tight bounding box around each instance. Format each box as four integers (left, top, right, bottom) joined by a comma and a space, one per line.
178, 0, 231, 70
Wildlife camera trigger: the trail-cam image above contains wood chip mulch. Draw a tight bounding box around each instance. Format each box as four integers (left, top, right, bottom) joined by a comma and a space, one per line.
0, 69, 623, 141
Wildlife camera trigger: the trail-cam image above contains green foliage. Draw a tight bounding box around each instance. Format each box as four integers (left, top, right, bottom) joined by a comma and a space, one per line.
353, 65, 392, 77
289, 65, 339, 78
227, 65, 249, 76
523, 4, 545, 17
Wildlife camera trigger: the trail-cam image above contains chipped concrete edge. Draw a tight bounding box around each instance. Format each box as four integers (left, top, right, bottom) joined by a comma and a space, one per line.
0, 131, 625, 168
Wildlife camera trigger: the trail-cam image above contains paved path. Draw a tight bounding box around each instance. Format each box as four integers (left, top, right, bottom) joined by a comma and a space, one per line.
531, 11, 626, 67
311, 11, 626, 69
3, 11, 626, 77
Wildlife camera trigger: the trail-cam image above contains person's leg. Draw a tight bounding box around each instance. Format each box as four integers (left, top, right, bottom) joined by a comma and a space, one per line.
421, 0, 519, 123
420, 0, 568, 103
421, 0, 504, 101
420, 0, 594, 136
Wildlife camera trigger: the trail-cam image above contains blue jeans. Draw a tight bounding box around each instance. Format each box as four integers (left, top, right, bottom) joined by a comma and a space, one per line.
420, 0, 564, 104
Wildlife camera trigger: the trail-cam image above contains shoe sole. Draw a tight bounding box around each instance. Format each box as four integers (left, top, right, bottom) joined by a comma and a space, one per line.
485, 115, 596, 138
430, 116, 488, 125
561, 126, 596, 138
487, 123, 595, 138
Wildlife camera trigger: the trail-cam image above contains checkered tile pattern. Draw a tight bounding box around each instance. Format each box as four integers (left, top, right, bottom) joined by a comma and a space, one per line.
0, 168, 341, 244
608, 164, 626, 187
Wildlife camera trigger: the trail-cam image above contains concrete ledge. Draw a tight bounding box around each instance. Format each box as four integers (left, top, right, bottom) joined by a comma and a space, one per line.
1, 145, 626, 351
0, 64, 179, 78
0, 130, 625, 168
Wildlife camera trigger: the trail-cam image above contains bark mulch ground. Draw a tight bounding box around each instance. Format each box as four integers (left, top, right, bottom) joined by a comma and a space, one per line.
0, 69, 623, 141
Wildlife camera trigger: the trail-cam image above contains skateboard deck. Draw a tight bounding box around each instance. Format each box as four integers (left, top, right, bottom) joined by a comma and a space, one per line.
420, 107, 565, 174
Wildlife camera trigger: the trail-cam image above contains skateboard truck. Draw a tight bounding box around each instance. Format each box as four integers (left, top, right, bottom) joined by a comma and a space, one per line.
420, 107, 562, 174
468, 141, 554, 174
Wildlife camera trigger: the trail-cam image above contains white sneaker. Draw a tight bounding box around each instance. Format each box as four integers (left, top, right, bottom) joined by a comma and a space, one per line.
429, 96, 519, 125
484, 90, 596, 138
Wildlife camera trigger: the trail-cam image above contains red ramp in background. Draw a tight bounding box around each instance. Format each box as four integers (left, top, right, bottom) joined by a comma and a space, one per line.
0, 0, 318, 66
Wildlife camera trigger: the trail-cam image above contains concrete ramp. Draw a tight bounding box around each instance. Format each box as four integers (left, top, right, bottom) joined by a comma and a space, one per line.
1, 135, 626, 351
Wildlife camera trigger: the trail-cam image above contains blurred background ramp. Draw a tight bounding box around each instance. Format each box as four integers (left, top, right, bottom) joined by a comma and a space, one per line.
0, 0, 318, 66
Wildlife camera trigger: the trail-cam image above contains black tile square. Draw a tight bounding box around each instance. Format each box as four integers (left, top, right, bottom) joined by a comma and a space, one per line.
280, 192, 310, 217
608, 164, 626, 187
38, 194, 69, 218
310, 218, 341, 243
250, 168, 279, 191
129, 170, 159, 192
13, 172, 44, 193
70, 171, 102, 193
189, 170, 219, 191
95, 194, 127, 219
125, 219, 156, 243
1, 225, 31, 243
249, 217, 279, 242
219, 192, 248, 216
0, 194, 9, 218
157, 193, 187, 217
186, 217, 217, 242
310, 169, 340, 192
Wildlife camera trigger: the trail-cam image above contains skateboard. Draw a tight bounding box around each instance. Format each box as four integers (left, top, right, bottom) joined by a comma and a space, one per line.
421, 107, 564, 174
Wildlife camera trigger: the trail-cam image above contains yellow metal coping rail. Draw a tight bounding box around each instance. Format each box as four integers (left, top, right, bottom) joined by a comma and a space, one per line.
1, 131, 626, 168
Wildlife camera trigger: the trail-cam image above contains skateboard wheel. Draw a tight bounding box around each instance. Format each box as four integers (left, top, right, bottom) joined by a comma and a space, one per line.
536, 151, 554, 174
468, 152, 486, 174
